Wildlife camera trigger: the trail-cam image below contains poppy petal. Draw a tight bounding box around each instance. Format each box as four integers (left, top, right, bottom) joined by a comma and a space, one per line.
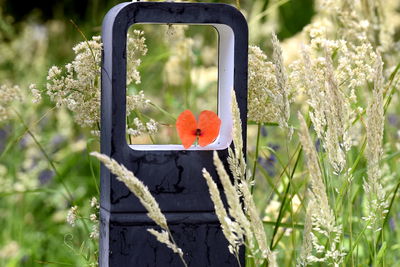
176, 110, 198, 149
197, 110, 221, 147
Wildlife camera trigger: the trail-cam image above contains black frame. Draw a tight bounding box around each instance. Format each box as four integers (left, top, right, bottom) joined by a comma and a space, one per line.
101, 2, 248, 266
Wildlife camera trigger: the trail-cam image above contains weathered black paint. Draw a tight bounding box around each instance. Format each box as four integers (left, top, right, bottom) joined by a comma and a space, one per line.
101, 2, 248, 266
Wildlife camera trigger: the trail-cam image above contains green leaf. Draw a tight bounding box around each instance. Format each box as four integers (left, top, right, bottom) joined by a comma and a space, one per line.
376, 242, 387, 264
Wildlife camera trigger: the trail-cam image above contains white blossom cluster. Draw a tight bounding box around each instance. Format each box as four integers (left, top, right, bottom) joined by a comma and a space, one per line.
127, 90, 151, 114
127, 118, 158, 137
248, 34, 293, 131
45, 36, 102, 128
65, 196, 100, 255
89, 197, 100, 240
127, 118, 146, 137
127, 31, 148, 85
0, 83, 21, 122
44, 32, 149, 130
29, 83, 41, 103
248, 45, 278, 123
66, 206, 78, 227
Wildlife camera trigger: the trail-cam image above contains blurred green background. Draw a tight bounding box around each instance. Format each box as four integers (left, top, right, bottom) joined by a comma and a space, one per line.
0, 0, 315, 266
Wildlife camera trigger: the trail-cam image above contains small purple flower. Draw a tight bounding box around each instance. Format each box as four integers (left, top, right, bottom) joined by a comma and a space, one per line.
19, 134, 30, 149
388, 113, 398, 126
258, 154, 277, 177
268, 143, 280, 151
38, 169, 54, 185
51, 134, 66, 152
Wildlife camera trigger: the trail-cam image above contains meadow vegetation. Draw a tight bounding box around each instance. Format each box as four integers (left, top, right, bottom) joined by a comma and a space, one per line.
1, 0, 400, 266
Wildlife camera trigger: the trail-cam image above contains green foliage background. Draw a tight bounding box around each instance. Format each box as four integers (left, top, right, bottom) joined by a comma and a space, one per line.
2, 0, 399, 266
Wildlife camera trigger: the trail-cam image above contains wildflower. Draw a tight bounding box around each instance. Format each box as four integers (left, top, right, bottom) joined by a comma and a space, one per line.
258, 155, 276, 176
90, 224, 99, 240
90, 197, 99, 209
66, 206, 78, 227
90, 130, 100, 137
127, 118, 146, 137
38, 169, 54, 185
45, 36, 101, 128
248, 36, 293, 133
90, 214, 97, 222
247, 45, 279, 123
146, 119, 159, 136
45, 33, 149, 129
0, 83, 21, 122
29, 83, 41, 103
126, 90, 151, 114
127, 30, 148, 85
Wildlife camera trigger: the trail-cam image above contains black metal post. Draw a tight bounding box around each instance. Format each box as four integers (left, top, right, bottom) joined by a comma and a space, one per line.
100, 2, 248, 266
